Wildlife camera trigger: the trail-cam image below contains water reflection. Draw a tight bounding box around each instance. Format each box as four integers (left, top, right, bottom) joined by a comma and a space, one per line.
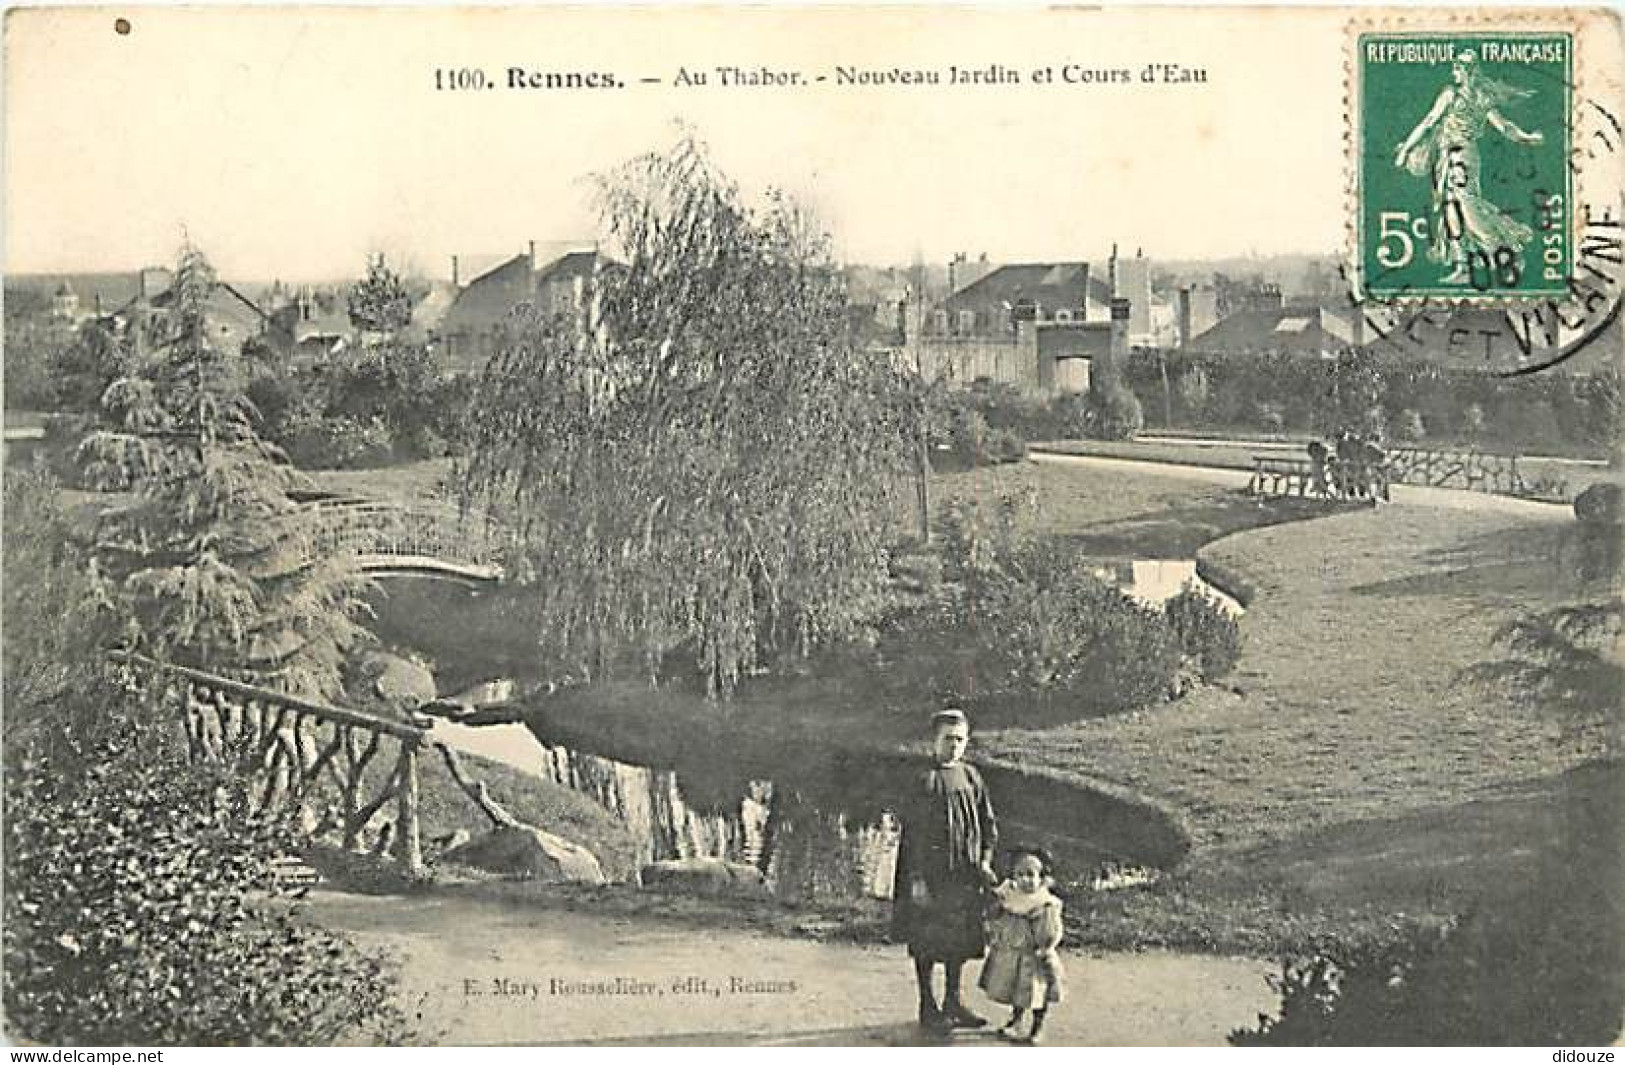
1089, 559, 1243, 614
429, 716, 900, 901
537, 741, 902, 902
380, 569, 1199, 904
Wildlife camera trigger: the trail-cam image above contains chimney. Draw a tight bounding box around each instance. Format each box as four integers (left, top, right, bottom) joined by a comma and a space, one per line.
1107, 243, 1119, 299
139, 266, 171, 299
528, 241, 537, 270
451, 255, 460, 288
1177, 287, 1192, 349
1108, 297, 1131, 383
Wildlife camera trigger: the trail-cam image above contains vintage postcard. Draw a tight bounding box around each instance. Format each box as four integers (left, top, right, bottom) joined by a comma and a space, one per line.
3, 4, 1622, 1050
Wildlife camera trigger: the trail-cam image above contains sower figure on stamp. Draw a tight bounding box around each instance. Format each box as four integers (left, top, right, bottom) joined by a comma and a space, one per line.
892, 706, 999, 1034
1393, 50, 1546, 285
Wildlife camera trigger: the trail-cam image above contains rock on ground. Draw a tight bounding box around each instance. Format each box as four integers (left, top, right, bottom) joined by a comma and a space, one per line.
443, 825, 606, 884
640, 857, 771, 898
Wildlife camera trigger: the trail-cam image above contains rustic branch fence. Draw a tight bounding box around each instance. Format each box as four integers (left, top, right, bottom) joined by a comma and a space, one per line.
119, 655, 430, 873
1384, 447, 1527, 495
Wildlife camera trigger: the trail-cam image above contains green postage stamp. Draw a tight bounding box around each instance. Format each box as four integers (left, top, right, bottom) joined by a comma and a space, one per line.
1356, 32, 1572, 299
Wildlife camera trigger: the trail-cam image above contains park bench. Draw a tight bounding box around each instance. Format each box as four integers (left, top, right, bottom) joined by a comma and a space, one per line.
1248, 455, 1317, 498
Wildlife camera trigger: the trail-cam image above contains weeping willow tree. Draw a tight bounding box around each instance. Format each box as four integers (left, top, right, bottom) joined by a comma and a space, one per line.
76, 245, 372, 700
460, 137, 917, 695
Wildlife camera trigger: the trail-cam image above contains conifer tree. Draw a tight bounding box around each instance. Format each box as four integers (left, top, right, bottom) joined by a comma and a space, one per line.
77, 245, 371, 700
346, 254, 412, 339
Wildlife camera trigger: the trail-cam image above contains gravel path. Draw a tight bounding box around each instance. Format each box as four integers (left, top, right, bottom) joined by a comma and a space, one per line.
307, 889, 1277, 1046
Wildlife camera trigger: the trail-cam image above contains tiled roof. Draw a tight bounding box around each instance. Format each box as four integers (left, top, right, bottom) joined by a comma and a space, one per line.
535, 250, 598, 286
942, 262, 1091, 315
1186, 307, 1351, 356
439, 254, 533, 335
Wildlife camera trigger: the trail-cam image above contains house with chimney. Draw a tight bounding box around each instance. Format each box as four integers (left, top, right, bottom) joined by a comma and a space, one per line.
264, 287, 354, 364
904, 253, 1131, 395
435, 243, 605, 372
109, 267, 273, 363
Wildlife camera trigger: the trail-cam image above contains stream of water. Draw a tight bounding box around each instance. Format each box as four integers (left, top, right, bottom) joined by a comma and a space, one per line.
376, 559, 1235, 902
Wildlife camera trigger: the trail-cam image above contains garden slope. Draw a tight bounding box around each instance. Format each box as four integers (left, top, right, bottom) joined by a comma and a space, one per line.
980, 493, 1589, 850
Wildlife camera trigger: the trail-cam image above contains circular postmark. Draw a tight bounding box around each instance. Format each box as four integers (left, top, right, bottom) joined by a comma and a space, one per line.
1347, 24, 1623, 377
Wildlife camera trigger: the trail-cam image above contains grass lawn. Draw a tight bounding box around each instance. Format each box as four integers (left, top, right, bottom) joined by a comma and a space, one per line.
310, 458, 455, 503
978, 482, 1619, 929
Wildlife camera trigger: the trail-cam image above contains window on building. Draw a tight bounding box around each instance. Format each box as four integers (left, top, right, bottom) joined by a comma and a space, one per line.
957, 310, 976, 335
1055, 309, 1073, 323
933, 310, 949, 335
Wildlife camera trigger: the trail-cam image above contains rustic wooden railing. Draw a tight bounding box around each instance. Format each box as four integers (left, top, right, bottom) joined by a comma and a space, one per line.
118, 654, 548, 879
121, 655, 430, 874
1385, 447, 1526, 495
1248, 455, 1319, 498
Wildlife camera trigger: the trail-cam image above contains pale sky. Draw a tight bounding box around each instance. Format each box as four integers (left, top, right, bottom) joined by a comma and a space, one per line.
5, 5, 1354, 280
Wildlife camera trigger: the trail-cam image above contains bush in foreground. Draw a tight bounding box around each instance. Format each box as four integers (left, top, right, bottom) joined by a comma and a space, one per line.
3, 696, 407, 1045
1232, 765, 1623, 1045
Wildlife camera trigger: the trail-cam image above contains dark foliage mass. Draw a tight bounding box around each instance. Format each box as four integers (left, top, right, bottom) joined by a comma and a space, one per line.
3, 693, 407, 1045
1118, 348, 1620, 457
1164, 586, 1242, 680
347, 256, 413, 337
917, 497, 1239, 716
250, 341, 466, 469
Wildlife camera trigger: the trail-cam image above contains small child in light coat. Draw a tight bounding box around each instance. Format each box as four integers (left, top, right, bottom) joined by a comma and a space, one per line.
978, 847, 1065, 1044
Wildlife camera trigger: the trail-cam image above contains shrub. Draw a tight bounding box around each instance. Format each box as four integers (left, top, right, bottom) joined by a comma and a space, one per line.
1256, 402, 1286, 437
1049, 391, 1094, 439
1088, 384, 1145, 441
979, 553, 1179, 705
986, 425, 1028, 464
1164, 587, 1242, 680
935, 503, 1181, 712
287, 412, 396, 469
3, 701, 407, 1044
1396, 408, 1426, 442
